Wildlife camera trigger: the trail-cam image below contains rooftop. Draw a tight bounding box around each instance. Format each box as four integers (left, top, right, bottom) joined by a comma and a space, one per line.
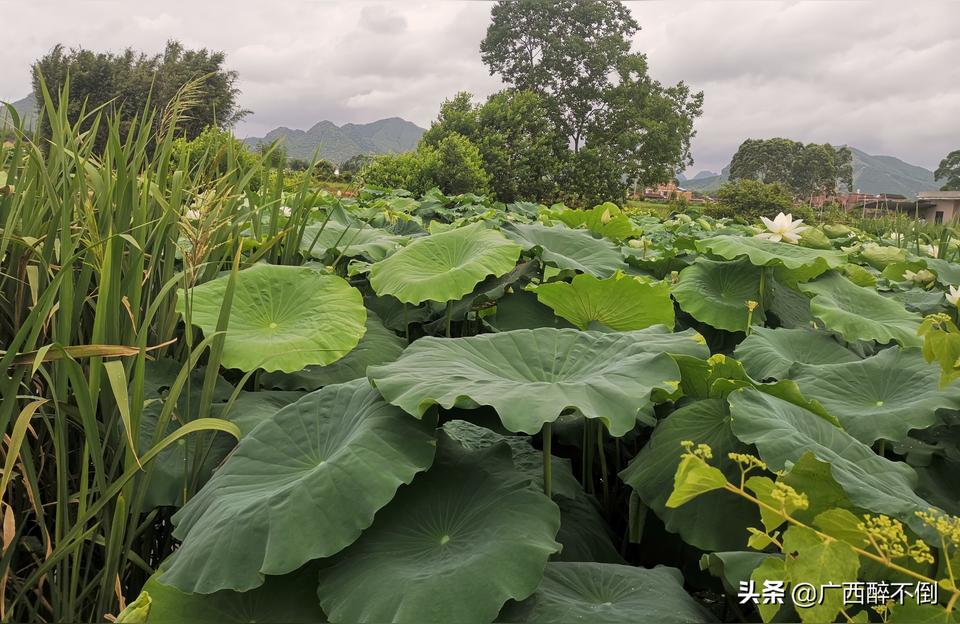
918, 191, 960, 199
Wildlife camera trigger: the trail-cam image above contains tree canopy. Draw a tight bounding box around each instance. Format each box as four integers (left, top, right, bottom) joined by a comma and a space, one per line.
32, 40, 247, 151
935, 150, 960, 191
479, 0, 703, 204
728, 138, 853, 199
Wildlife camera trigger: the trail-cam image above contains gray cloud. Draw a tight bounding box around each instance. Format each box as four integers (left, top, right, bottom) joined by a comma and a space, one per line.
1, 1, 957, 174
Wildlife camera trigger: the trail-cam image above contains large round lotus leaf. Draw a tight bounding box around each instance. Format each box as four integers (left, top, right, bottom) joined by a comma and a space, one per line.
261, 312, 404, 390
499, 563, 717, 624
554, 495, 624, 564
503, 222, 627, 278
533, 273, 674, 331
368, 328, 684, 436
218, 390, 306, 437
797, 271, 922, 347
301, 220, 407, 261
368, 222, 521, 305
728, 388, 940, 541
315, 435, 561, 624
789, 347, 960, 444
180, 263, 367, 373
734, 326, 860, 380
619, 399, 760, 551
696, 235, 845, 281
672, 257, 765, 332
859, 243, 907, 269
160, 379, 438, 593
138, 565, 325, 623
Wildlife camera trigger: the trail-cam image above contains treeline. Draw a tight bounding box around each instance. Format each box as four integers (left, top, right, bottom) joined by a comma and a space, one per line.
360, 0, 703, 206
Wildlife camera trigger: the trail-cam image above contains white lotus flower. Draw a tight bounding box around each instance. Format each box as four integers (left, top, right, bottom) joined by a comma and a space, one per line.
279, 206, 292, 218
886, 231, 905, 244
755, 212, 808, 244
185, 209, 201, 220
903, 269, 935, 283
947, 285, 960, 306
923, 244, 940, 258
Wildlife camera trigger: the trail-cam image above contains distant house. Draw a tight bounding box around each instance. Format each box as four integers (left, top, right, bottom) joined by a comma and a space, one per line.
642, 181, 693, 202
917, 192, 960, 224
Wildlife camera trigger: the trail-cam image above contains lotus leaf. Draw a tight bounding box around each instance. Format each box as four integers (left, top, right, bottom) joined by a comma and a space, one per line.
180, 263, 367, 372
368, 328, 689, 436
314, 434, 561, 624
672, 257, 764, 332
798, 271, 922, 346
160, 379, 438, 593
503, 222, 627, 277
369, 222, 521, 304
733, 326, 859, 380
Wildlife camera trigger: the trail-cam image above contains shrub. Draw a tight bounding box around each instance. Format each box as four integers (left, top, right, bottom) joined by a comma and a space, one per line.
714, 178, 813, 223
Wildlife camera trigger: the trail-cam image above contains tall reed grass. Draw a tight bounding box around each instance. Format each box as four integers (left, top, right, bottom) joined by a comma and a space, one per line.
0, 78, 323, 622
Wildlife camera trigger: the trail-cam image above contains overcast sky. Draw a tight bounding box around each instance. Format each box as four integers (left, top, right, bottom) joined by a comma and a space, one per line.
1, 1, 958, 174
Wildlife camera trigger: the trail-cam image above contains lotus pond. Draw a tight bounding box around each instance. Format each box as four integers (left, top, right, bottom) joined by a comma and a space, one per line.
5, 121, 960, 623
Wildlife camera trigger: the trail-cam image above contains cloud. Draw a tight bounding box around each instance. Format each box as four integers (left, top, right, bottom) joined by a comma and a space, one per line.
0, 1, 957, 174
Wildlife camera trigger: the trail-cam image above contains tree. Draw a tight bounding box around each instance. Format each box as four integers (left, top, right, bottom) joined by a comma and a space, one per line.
728, 138, 852, 199
480, 0, 703, 202
32, 41, 247, 151
935, 150, 960, 191
358, 133, 489, 196
421, 90, 565, 202
714, 179, 811, 223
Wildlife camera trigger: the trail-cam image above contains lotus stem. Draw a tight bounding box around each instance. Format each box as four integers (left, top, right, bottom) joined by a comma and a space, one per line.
542, 422, 553, 498
444, 300, 453, 338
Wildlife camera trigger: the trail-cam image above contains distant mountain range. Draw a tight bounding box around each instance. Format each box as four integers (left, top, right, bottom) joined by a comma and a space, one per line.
679, 147, 944, 197
242, 118, 425, 164
1, 93, 37, 129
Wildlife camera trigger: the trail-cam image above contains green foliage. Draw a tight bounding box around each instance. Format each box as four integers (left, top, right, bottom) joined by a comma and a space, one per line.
480, 0, 703, 203
360, 133, 489, 196
935, 149, 960, 191
715, 178, 809, 223
422, 90, 565, 202
32, 40, 247, 151
173, 126, 261, 189
728, 138, 853, 198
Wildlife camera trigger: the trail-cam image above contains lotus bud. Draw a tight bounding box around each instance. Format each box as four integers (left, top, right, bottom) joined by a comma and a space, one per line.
601, 208, 612, 224
745, 300, 759, 312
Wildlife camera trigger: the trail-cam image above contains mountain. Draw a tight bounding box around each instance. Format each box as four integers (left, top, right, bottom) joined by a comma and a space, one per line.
692, 170, 718, 180
242, 117, 425, 164
848, 147, 942, 197
680, 148, 944, 197
1, 93, 37, 129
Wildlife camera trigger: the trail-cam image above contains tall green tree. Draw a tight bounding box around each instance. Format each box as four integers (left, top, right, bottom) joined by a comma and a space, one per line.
729, 138, 852, 198
422, 90, 565, 202
480, 0, 703, 203
32, 40, 247, 151
935, 150, 960, 191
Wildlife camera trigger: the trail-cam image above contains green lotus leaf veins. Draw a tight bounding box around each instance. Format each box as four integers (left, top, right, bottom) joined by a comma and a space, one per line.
179, 263, 367, 372
672, 257, 764, 332
368, 327, 698, 436
533, 272, 674, 331
315, 434, 561, 624
697, 234, 846, 281
368, 222, 521, 304
160, 379, 438, 594
503, 222, 628, 278
798, 271, 922, 347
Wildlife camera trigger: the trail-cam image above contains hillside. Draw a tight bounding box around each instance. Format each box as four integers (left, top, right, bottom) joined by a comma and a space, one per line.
680, 148, 944, 197
242, 117, 424, 164
1, 93, 37, 129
